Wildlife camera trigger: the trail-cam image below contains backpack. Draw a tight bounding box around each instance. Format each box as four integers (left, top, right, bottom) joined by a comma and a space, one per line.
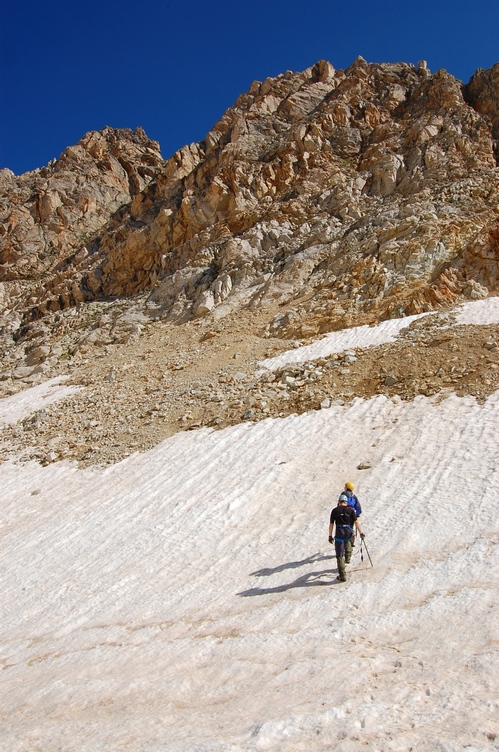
345, 491, 362, 517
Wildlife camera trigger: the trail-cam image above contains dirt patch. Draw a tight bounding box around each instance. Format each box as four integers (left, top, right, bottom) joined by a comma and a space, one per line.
1, 309, 498, 467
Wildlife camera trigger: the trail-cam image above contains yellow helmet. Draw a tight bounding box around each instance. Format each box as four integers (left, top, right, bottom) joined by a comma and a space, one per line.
345, 481, 355, 491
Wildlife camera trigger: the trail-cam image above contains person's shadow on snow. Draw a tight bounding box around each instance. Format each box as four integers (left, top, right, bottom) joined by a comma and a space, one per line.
238, 552, 340, 596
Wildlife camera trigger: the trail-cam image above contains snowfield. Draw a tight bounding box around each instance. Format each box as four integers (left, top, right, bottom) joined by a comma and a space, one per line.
1, 300, 498, 751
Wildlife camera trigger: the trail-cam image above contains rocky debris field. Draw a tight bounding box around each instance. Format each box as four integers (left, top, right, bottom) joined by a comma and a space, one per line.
1, 302, 498, 467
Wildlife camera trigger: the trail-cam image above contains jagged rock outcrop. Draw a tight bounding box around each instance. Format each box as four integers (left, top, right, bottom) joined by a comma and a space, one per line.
0, 126, 162, 306
2, 57, 499, 356
93, 57, 499, 338
464, 63, 499, 148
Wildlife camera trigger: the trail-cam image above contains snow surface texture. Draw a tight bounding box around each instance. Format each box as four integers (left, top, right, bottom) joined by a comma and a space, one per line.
1, 300, 499, 751
0, 377, 80, 427
454, 296, 499, 326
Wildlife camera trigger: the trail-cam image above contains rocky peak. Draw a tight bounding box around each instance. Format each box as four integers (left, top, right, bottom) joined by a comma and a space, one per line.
0, 126, 163, 283
464, 62, 499, 157
1, 57, 499, 386
90, 57, 498, 325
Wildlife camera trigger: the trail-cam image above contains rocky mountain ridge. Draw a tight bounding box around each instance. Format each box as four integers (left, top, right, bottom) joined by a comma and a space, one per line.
1, 57, 499, 464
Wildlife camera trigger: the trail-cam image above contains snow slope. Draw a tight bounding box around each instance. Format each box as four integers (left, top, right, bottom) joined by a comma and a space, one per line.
1, 301, 499, 751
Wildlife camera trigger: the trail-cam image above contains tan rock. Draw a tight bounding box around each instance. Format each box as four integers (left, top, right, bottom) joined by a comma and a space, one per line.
2, 56, 499, 357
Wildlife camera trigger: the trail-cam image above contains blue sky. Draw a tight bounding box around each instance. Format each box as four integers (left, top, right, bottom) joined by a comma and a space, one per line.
2, 0, 499, 175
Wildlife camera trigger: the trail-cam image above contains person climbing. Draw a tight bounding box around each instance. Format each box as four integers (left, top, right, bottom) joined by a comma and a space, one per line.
339, 481, 362, 547
328, 496, 365, 582
340, 481, 362, 516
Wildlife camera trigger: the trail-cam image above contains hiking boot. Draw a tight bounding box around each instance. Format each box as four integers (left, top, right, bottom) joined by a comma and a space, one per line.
336, 575, 347, 582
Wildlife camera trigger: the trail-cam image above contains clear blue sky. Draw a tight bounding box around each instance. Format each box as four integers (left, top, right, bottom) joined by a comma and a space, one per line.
2, 0, 499, 175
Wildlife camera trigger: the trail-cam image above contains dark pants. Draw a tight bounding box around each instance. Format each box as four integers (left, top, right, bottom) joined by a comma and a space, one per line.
335, 538, 353, 579
335, 538, 353, 561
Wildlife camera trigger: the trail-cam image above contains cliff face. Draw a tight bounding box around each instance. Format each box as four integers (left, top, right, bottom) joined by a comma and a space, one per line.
0, 125, 163, 294
127, 57, 498, 338
1, 57, 499, 365
465, 62, 499, 145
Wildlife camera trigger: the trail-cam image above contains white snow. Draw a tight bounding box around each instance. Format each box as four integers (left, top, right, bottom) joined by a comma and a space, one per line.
1, 300, 499, 751
0, 376, 80, 427
261, 312, 429, 370
262, 297, 499, 371
455, 295, 499, 326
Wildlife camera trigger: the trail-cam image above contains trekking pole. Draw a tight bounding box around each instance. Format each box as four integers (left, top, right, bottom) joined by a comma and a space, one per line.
360, 537, 374, 568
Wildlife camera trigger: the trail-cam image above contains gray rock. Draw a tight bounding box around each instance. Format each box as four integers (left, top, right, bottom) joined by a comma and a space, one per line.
384, 375, 398, 386
13, 366, 34, 380
193, 290, 216, 317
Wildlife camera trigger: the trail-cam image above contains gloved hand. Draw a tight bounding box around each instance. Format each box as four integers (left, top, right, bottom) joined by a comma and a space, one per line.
360, 533, 365, 539
328, 536, 333, 544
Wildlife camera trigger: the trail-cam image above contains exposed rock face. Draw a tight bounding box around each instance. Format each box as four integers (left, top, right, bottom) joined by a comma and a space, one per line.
1, 57, 499, 374
92, 58, 499, 329
0, 126, 162, 301
465, 63, 499, 146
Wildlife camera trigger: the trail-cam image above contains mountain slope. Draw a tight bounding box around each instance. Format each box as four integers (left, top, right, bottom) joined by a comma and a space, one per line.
2, 58, 499, 465
1, 300, 498, 751
2, 60, 499, 343
2, 55, 499, 752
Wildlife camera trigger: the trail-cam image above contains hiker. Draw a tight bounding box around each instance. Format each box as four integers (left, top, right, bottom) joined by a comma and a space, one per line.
339, 481, 362, 546
340, 481, 362, 516
329, 496, 365, 582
